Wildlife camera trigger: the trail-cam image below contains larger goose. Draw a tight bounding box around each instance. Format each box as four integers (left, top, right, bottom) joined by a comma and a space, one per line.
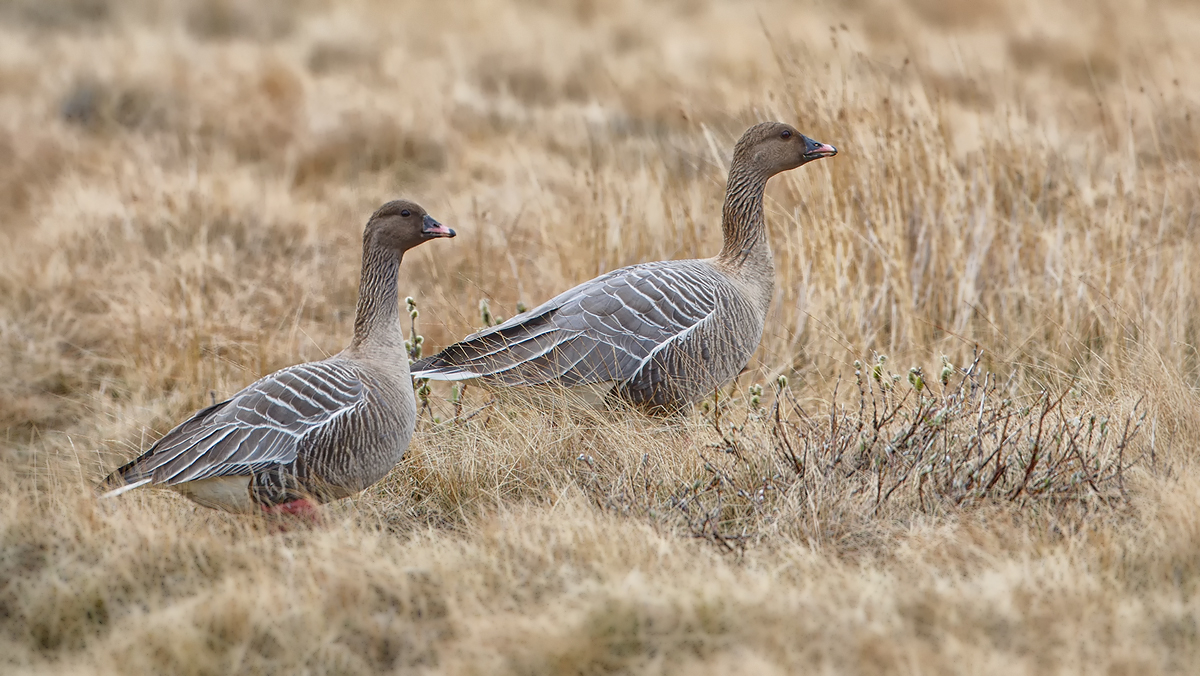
100, 200, 456, 514
412, 122, 836, 409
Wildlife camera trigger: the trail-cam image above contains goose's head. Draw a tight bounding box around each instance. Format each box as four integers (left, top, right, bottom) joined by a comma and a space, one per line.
734, 121, 837, 176
365, 199, 456, 253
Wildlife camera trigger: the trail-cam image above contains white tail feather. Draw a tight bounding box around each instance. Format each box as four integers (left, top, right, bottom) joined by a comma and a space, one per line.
99, 477, 152, 499
410, 369, 481, 381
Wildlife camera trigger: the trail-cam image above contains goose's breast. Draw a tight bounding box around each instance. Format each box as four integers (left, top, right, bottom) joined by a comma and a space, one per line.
308, 373, 416, 491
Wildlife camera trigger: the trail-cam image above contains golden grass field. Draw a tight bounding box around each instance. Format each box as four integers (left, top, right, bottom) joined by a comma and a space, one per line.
3, 0, 1200, 672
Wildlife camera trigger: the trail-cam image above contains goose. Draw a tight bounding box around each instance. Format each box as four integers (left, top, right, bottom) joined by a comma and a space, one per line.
99, 200, 456, 514
412, 121, 836, 410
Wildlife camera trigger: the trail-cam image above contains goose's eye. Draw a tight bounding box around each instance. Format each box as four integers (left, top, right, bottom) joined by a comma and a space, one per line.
400, 209, 411, 217
780, 130, 792, 140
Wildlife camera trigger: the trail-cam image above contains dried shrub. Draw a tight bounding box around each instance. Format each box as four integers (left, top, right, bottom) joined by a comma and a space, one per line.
571, 354, 1148, 553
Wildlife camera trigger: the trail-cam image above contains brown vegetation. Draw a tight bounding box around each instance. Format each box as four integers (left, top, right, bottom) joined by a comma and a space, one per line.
2, 0, 1199, 673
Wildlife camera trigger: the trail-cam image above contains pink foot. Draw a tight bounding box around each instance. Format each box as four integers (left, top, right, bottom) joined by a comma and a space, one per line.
261, 498, 322, 529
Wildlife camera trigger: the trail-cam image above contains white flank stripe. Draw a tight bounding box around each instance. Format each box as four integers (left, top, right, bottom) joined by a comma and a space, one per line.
629, 309, 715, 379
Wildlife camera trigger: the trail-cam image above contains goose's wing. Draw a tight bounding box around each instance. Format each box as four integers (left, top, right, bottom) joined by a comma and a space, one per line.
411, 261, 724, 388
101, 360, 366, 491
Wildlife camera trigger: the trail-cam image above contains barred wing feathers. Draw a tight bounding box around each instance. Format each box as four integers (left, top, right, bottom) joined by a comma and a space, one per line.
103, 360, 366, 491
412, 261, 732, 400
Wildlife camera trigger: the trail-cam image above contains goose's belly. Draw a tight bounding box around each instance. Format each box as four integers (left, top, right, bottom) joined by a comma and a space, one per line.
173, 476, 256, 513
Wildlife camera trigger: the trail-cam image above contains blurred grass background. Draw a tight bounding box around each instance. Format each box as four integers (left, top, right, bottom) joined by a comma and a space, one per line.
1, 0, 1199, 673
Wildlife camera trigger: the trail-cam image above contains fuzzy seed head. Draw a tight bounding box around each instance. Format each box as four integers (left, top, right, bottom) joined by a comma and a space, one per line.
908, 367, 924, 392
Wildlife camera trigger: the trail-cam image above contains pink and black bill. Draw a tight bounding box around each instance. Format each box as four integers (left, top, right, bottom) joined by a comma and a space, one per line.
801, 135, 838, 163
422, 214, 456, 238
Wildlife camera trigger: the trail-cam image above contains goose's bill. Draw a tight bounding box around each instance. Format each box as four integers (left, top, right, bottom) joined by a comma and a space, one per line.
422, 214, 456, 238
802, 137, 838, 161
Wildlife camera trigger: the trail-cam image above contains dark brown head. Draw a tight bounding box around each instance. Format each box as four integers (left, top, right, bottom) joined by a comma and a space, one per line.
731, 121, 837, 177
364, 199, 455, 253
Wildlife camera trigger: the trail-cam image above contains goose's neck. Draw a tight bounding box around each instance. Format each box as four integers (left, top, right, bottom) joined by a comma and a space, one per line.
716, 162, 772, 271
349, 241, 404, 354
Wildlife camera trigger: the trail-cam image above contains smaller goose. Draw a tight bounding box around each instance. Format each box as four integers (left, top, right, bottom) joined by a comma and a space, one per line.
100, 200, 456, 514
412, 122, 836, 410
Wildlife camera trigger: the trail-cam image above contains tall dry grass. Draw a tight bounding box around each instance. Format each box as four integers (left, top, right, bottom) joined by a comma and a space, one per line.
2, 0, 1200, 673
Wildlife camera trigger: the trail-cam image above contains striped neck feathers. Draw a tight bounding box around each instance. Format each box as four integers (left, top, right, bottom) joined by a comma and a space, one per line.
350, 240, 404, 353
716, 160, 773, 270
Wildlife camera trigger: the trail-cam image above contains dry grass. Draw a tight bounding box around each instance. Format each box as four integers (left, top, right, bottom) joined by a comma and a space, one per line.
2, 0, 1200, 673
